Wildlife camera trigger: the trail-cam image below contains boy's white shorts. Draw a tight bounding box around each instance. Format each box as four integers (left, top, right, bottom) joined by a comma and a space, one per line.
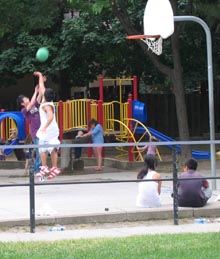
39, 137, 60, 154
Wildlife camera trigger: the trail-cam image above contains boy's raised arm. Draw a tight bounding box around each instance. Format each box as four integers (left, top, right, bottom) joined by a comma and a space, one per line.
34, 71, 46, 102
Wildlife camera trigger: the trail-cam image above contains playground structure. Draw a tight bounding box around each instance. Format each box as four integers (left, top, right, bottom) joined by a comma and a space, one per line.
0, 76, 212, 162
0, 76, 160, 162
53, 76, 162, 162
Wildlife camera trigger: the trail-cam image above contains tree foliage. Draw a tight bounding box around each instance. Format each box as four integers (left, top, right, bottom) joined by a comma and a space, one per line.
1, 4, 219, 109
1, 0, 220, 98
0, 0, 164, 94
68, 0, 220, 91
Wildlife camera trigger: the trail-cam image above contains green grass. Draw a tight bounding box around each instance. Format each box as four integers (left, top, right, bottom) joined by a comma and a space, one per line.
0, 233, 219, 259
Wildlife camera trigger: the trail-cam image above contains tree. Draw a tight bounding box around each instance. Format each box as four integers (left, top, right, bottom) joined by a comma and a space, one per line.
68, 0, 191, 159
67, 0, 220, 160
0, 0, 155, 101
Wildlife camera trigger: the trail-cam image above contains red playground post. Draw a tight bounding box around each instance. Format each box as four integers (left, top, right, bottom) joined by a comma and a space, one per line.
0, 109, 6, 140
98, 99, 104, 157
87, 100, 92, 157
133, 75, 138, 101
128, 94, 133, 162
99, 76, 104, 102
58, 101, 64, 143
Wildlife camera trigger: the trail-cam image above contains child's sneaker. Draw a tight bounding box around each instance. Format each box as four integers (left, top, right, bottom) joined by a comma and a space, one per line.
47, 167, 61, 180
35, 166, 50, 178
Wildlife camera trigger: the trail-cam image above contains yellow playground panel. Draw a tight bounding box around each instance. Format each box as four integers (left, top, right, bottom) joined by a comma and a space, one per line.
0, 117, 17, 141
55, 78, 161, 162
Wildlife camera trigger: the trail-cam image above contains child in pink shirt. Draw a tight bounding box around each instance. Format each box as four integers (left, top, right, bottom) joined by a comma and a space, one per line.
137, 136, 158, 156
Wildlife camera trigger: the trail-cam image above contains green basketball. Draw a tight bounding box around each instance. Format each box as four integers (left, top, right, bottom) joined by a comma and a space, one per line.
36, 47, 49, 62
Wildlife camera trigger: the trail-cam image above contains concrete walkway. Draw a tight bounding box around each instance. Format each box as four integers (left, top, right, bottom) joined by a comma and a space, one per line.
1, 222, 220, 242
0, 165, 220, 241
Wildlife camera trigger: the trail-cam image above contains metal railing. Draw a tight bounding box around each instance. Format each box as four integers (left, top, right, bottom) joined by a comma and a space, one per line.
0, 140, 220, 233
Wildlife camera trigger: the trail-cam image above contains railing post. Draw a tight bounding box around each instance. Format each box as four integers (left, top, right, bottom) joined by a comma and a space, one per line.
172, 145, 179, 225
29, 148, 35, 233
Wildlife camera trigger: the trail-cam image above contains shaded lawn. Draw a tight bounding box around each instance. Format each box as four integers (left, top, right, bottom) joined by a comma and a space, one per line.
0, 232, 219, 259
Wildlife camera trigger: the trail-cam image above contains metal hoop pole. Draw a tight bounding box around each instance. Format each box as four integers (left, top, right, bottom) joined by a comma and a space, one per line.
174, 16, 216, 189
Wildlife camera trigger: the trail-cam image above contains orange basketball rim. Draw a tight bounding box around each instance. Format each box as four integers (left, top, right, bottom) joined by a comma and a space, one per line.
126, 34, 160, 40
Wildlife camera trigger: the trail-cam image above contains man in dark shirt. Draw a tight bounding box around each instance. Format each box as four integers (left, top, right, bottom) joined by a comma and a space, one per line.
178, 158, 212, 207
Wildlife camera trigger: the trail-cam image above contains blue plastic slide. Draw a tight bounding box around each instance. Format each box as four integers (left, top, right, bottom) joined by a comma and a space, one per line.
132, 101, 210, 160
137, 126, 210, 160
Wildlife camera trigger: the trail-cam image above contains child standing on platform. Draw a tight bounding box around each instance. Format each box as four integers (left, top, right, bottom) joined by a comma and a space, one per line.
81, 119, 104, 171
137, 136, 158, 156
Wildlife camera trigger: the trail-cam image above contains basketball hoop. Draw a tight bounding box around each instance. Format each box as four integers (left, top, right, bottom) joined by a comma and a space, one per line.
126, 35, 163, 55
126, 0, 174, 56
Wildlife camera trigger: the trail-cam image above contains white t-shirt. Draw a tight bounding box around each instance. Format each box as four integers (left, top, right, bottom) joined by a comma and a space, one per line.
136, 170, 161, 208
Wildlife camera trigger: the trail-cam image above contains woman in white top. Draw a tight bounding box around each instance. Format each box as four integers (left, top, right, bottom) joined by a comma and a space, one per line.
136, 154, 162, 208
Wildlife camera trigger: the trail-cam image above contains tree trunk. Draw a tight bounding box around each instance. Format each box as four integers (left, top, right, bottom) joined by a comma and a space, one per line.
170, 0, 191, 161
171, 31, 191, 160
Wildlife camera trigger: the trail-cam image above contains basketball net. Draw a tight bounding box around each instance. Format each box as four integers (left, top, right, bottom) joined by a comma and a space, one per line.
143, 0, 174, 55
142, 37, 163, 56
126, 0, 173, 56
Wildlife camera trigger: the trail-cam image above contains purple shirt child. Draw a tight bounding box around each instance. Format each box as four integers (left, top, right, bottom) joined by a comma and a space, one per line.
21, 101, 41, 172
21, 101, 40, 139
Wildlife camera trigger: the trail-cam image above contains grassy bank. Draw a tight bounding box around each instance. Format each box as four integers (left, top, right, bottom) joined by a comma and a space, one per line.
0, 232, 219, 259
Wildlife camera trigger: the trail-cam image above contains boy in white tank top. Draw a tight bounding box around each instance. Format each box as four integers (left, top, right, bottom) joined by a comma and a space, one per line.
34, 71, 61, 180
